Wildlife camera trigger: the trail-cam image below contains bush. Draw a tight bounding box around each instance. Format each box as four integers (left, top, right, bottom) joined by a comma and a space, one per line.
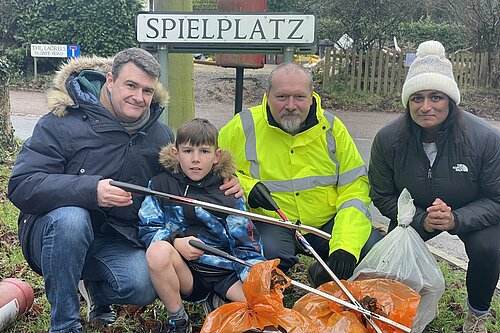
397, 18, 469, 52
4, 0, 143, 75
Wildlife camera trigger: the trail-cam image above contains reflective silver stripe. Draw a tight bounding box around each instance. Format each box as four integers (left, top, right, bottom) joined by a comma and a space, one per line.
338, 165, 368, 187
323, 111, 339, 185
240, 110, 260, 179
338, 198, 371, 220
262, 175, 336, 192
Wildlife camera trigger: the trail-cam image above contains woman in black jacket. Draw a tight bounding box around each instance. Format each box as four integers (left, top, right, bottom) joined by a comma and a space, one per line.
369, 40, 500, 333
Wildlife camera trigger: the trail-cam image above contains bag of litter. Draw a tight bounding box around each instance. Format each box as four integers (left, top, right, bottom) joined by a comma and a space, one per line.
201, 259, 322, 333
351, 188, 445, 332
293, 278, 420, 333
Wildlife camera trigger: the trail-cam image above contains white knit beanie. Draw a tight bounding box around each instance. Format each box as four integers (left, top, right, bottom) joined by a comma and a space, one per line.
401, 40, 460, 107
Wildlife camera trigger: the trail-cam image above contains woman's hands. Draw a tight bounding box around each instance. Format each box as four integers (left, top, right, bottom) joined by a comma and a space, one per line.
424, 198, 456, 232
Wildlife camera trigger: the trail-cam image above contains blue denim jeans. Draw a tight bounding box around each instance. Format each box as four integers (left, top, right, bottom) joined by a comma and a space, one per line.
28, 206, 157, 332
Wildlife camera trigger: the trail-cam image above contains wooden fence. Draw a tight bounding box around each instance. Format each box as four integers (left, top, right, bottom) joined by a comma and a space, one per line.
322, 47, 500, 93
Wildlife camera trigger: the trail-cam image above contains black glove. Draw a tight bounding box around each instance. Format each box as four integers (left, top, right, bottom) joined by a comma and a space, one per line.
327, 249, 357, 280
307, 249, 357, 287
247, 182, 275, 211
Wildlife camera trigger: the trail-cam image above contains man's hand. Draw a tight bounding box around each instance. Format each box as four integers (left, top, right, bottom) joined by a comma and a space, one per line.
424, 198, 455, 232
97, 179, 133, 207
220, 175, 244, 198
173, 236, 205, 261
326, 249, 357, 280
308, 249, 357, 287
248, 182, 275, 210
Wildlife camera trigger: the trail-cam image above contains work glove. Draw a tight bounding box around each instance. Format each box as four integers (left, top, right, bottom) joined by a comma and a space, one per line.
307, 249, 357, 287
247, 182, 275, 211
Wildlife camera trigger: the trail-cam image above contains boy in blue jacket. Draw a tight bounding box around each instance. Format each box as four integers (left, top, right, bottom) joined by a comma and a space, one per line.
137, 118, 266, 333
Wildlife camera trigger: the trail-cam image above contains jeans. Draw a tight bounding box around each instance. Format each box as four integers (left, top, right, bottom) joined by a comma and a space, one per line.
28, 206, 157, 332
254, 217, 383, 272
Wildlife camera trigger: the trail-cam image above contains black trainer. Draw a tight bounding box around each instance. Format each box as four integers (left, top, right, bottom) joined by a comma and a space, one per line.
165, 318, 192, 333
78, 280, 117, 325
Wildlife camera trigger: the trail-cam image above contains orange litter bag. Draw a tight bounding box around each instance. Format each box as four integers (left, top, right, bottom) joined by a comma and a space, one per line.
201, 259, 323, 333
293, 278, 420, 333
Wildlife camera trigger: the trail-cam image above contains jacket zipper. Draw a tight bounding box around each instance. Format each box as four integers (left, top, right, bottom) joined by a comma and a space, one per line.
427, 168, 432, 179
183, 184, 190, 196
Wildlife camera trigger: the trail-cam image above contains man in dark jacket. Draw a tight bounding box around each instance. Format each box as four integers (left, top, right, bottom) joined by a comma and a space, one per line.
8, 48, 171, 333
7, 48, 241, 333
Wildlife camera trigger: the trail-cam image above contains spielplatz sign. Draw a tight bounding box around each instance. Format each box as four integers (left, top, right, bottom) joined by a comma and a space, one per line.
136, 12, 316, 53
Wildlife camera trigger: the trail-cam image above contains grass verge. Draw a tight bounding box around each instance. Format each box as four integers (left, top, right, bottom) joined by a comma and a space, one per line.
0, 162, 498, 332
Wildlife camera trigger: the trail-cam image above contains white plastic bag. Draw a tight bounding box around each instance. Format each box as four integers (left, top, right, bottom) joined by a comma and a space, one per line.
350, 188, 445, 333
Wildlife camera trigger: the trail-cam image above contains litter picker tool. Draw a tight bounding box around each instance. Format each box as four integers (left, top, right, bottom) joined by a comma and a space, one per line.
251, 183, 384, 333
109, 180, 330, 240
188, 240, 411, 332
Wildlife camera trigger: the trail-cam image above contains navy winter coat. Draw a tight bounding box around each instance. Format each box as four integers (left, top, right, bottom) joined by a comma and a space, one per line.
8, 56, 174, 270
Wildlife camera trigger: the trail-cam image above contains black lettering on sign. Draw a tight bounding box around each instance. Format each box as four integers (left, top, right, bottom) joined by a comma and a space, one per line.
202, 19, 214, 39
217, 19, 231, 39
250, 19, 265, 40
146, 19, 159, 38
187, 18, 199, 38
269, 19, 285, 39
234, 19, 247, 39
161, 18, 176, 38
287, 19, 304, 39
178, 18, 185, 38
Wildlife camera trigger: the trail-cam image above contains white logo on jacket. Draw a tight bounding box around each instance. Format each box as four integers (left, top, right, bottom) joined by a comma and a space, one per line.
452, 163, 469, 172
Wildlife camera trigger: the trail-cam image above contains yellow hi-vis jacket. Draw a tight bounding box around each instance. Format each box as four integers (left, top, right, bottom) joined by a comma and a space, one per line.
219, 92, 371, 260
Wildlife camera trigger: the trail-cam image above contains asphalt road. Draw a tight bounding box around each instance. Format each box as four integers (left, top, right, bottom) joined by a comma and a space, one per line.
8, 89, 500, 290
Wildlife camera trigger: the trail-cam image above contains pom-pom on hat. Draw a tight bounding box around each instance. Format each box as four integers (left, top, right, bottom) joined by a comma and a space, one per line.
401, 40, 460, 107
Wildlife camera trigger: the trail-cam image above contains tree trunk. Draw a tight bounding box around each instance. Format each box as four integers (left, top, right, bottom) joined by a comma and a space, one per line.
0, 59, 18, 163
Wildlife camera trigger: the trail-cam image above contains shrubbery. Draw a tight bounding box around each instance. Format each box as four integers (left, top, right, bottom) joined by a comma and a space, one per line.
2, 0, 142, 75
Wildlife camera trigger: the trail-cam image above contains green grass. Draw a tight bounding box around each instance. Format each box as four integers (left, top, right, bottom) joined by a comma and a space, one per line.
0, 161, 498, 332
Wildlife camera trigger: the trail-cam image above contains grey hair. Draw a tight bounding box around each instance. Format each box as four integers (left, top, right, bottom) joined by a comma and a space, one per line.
266, 62, 313, 93
112, 48, 161, 79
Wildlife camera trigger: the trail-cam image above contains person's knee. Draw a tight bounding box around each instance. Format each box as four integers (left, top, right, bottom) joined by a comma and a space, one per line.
146, 240, 175, 271
118, 271, 157, 306
468, 240, 499, 264
359, 227, 384, 259
48, 206, 91, 230
44, 206, 93, 243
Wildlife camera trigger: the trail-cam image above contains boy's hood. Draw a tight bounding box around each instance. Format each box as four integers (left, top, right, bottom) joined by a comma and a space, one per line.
46, 55, 169, 117
158, 144, 235, 180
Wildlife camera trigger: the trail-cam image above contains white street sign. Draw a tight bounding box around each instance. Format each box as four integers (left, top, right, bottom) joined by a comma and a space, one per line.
30, 44, 81, 58
136, 13, 316, 45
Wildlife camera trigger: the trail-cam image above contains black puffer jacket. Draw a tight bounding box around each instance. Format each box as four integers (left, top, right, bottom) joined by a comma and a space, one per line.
369, 111, 500, 240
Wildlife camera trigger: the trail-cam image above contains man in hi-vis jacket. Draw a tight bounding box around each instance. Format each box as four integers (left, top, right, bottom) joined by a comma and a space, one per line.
219, 62, 382, 287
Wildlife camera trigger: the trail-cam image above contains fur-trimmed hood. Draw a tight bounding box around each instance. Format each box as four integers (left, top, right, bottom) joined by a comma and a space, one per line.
46, 55, 169, 117
158, 144, 235, 180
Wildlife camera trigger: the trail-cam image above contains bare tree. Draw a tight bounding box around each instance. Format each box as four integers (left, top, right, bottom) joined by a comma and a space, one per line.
316, 0, 418, 50
0, 59, 18, 163
445, 0, 500, 52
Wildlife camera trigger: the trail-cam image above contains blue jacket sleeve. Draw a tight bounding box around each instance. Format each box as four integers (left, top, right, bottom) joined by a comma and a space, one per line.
137, 183, 187, 248
193, 198, 266, 281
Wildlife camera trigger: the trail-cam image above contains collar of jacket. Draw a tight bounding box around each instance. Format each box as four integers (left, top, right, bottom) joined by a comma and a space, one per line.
158, 144, 236, 184
409, 116, 450, 145
264, 92, 321, 134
